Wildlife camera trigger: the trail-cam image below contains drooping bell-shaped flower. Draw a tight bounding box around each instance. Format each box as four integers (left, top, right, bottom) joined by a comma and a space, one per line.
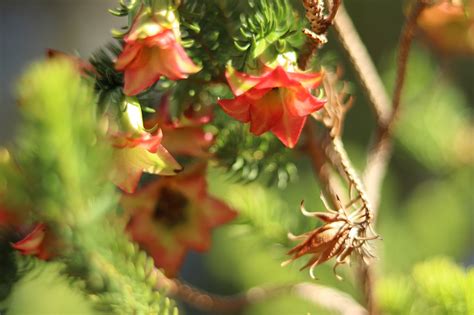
218, 62, 325, 148
115, 6, 201, 96
145, 94, 214, 158
121, 163, 237, 277
109, 98, 181, 193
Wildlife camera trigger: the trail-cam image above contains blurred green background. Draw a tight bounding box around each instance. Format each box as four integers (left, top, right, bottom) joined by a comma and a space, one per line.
0, 0, 472, 314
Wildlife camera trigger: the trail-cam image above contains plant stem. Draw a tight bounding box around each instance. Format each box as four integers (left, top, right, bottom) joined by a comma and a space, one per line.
304, 121, 341, 208
156, 274, 367, 314
363, 0, 430, 216
333, 3, 392, 126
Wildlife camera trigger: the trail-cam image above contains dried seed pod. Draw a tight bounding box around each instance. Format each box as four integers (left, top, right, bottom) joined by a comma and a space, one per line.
283, 194, 378, 280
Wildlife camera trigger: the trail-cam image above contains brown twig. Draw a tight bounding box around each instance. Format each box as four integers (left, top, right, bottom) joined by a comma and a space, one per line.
357, 26, 430, 310
303, 0, 342, 48
333, 3, 392, 126
363, 0, 430, 215
156, 273, 367, 314
362, 136, 393, 213
304, 120, 341, 208
387, 0, 430, 132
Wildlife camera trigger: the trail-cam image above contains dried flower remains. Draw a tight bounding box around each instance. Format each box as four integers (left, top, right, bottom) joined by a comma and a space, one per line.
283, 190, 379, 280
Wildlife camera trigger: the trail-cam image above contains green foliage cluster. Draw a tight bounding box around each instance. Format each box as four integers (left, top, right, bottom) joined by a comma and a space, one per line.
210, 113, 298, 189
378, 258, 473, 315
0, 60, 177, 314
89, 43, 125, 112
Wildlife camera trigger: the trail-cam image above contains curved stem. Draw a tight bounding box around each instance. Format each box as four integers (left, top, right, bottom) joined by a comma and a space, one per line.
156, 273, 367, 314
331, 136, 373, 221
333, 3, 392, 126
363, 0, 430, 215
304, 121, 341, 208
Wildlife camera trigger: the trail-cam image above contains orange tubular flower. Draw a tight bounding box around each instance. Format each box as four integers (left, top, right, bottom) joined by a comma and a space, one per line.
121, 163, 237, 277
218, 65, 325, 148
109, 98, 181, 193
145, 95, 214, 158
115, 8, 201, 96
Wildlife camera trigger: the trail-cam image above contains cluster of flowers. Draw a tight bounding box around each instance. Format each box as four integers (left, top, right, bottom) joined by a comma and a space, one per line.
1, 3, 326, 277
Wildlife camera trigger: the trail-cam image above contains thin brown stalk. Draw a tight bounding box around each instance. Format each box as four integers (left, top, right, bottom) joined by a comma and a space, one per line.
304, 120, 342, 208
362, 136, 392, 213
387, 0, 429, 131
156, 274, 367, 314
330, 136, 373, 222
351, 2, 429, 314
302, 0, 343, 47
333, 3, 392, 126
363, 0, 430, 214
358, 263, 379, 315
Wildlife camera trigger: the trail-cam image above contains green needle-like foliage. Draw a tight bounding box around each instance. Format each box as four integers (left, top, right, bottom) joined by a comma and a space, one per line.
11, 60, 113, 225
89, 43, 125, 112
0, 60, 177, 314
234, 0, 305, 63
63, 221, 177, 314
210, 113, 298, 188
378, 258, 473, 315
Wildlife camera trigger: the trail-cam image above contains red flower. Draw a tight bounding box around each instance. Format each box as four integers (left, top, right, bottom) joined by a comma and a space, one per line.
10, 223, 56, 260
115, 8, 201, 96
121, 163, 237, 277
108, 98, 182, 193
145, 95, 214, 158
218, 65, 325, 148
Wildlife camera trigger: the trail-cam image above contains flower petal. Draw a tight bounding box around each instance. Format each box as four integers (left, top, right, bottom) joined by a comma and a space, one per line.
225, 65, 263, 96
11, 224, 46, 255
254, 66, 300, 89
282, 87, 326, 117
121, 48, 163, 96
154, 43, 201, 80
249, 90, 284, 135
287, 71, 324, 89
271, 110, 307, 148
111, 144, 181, 193
115, 43, 142, 71
162, 126, 214, 157
218, 95, 252, 123
201, 196, 238, 227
